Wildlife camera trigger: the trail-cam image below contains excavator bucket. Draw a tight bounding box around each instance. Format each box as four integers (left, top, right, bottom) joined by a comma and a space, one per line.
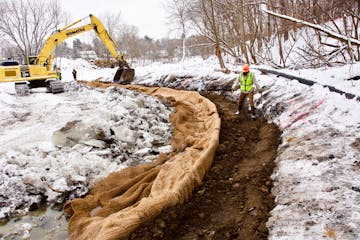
113, 67, 135, 84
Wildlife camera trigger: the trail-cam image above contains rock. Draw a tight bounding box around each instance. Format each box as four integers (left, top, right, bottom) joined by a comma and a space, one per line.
238, 137, 246, 145
198, 230, 206, 236
257, 223, 267, 233
217, 143, 227, 153
156, 219, 166, 229
197, 189, 206, 196
71, 175, 87, 183
208, 230, 216, 237
260, 186, 269, 193
351, 138, 360, 151
151, 227, 164, 238
249, 209, 257, 216
52, 120, 107, 147
248, 207, 255, 212
169, 210, 177, 218
111, 126, 136, 144
83, 139, 106, 148
134, 148, 151, 156
157, 145, 172, 153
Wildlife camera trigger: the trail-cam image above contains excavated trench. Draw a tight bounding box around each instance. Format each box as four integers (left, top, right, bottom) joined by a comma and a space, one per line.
130, 93, 281, 240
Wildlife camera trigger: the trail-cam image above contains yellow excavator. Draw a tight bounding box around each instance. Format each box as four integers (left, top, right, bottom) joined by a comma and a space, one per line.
0, 14, 135, 95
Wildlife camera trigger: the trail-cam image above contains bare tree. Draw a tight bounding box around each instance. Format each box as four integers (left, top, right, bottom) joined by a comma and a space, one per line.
101, 12, 122, 38
260, 2, 360, 66
208, 0, 225, 68
93, 12, 123, 61
0, 0, 68, 62
182, 0, 359, 67
260, 3, 360, 46
164, 0, 193, 67
117, 24, 141, 61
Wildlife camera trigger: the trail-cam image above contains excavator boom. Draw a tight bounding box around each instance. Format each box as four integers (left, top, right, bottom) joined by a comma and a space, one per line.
36, 14, 134, 82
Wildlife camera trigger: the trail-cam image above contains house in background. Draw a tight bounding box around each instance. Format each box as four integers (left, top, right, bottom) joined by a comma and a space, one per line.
79, 50, 98, 62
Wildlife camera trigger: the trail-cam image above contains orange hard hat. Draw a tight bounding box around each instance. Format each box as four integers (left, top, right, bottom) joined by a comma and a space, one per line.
243, 64, 250, 72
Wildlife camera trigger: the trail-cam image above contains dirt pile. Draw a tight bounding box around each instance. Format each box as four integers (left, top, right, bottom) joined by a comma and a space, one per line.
131, 93, 281, 240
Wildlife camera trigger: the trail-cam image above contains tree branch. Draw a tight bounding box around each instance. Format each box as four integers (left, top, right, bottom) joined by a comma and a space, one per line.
260, 4, 360, 46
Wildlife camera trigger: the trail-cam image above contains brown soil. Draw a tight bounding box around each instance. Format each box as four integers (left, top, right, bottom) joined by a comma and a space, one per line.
130, 93, 281, 240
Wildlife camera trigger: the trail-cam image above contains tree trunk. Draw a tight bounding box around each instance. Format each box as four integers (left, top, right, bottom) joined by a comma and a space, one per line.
209, 0, 225, 68
357, 0, 360, 60
181, 32, 186, 69
239, 0, 249, 63
280, 0, 289, 41
278, 33, 285, 67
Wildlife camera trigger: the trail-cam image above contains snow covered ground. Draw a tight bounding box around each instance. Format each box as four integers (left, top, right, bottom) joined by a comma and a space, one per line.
0, 57, 359, 239
259, 73, 360, 240
0, 64, 174, 238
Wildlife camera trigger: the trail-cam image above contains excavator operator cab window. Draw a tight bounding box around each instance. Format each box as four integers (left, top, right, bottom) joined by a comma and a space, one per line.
28, 56, 37, 65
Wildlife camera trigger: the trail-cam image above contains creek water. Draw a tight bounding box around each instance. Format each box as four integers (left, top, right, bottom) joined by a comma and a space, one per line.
0, 205, 68, 240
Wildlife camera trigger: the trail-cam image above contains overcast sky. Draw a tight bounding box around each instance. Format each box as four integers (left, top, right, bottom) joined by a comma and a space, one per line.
60, 0, 170, 39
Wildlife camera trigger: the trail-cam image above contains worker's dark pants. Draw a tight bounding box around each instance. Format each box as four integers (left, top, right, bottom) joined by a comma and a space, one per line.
238, 91, 255, 114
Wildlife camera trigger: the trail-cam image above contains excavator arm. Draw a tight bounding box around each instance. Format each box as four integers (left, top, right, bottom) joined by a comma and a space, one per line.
36, 14, 134, 82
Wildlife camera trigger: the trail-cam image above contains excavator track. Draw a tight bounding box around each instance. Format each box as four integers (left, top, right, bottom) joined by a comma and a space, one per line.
46, 80, 64, 94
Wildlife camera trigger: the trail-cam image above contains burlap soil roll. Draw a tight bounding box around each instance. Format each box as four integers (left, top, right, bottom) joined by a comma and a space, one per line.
64, 82, 221, 240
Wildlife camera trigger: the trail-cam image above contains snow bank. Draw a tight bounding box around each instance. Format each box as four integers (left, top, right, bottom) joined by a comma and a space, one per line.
0, 81, 173, 219
259, 75, 360, 240
257, 61, 360, 97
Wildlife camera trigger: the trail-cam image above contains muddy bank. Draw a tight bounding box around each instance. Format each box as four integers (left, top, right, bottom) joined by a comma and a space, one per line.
131, 93, 281, 239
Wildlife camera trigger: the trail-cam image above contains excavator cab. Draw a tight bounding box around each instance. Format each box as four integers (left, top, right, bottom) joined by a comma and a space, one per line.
27, 56, 37, 65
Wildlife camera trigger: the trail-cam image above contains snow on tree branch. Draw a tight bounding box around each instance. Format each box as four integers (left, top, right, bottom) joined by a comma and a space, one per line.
260, 4, 360, 46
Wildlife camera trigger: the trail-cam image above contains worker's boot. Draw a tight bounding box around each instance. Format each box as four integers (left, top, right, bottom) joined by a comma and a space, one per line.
235, 106, 242, 115
251, 107, 256, 114
250, 107, 256, 119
